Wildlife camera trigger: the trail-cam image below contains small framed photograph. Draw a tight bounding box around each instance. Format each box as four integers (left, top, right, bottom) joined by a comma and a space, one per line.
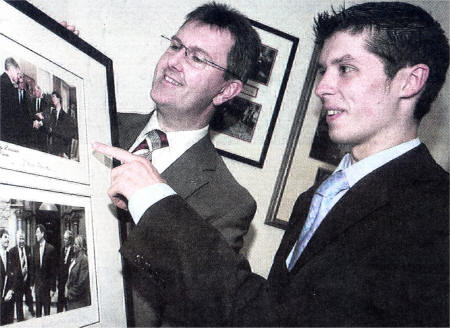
211, 20, 299, 168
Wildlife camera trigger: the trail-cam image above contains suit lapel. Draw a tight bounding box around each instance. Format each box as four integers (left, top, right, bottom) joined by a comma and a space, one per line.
118, 112, 153, 150
162, 136, 217, 200
290, 144, 433, 273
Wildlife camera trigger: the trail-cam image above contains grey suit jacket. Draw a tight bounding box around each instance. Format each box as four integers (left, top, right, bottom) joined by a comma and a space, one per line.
118, 112, 256, 326
118, 112, 256, 252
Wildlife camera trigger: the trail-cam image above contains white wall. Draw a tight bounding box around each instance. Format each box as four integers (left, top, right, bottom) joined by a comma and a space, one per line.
28, 0, 449, 280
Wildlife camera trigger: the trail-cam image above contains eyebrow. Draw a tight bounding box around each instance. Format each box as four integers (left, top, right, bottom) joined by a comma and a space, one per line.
317, 54, 357, 70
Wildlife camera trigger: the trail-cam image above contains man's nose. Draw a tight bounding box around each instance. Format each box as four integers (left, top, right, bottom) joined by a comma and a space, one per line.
315, 70, 336, 98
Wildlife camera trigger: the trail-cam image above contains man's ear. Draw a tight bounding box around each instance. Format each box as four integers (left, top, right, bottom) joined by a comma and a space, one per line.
213, 79, 243, 106
400, 64, 429, 98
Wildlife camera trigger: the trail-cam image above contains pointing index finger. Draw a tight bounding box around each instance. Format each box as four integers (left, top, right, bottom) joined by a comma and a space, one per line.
92, 142, 137, 163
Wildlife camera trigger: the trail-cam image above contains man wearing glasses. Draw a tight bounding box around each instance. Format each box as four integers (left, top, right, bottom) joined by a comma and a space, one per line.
116, 2, 260, 326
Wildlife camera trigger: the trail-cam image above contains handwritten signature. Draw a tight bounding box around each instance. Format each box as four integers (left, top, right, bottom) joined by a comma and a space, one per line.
0, 143, 51, 171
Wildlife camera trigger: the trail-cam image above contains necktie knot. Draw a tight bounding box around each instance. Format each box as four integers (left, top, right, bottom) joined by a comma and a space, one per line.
317, 170, 349, 198
133, 129, 169, 160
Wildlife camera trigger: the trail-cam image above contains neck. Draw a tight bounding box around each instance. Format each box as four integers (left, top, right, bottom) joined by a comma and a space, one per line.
156, 106, 212, 132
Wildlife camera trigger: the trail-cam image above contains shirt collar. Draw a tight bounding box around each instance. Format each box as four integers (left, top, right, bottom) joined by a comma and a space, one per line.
336, 138, 421, 187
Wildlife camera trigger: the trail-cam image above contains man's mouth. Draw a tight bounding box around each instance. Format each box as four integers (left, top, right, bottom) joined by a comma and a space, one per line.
324, 108, 344, 117
327, 109, 341, 116
163, 74, 182, 87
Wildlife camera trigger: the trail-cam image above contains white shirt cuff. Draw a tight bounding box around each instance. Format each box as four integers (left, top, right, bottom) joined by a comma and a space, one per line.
128, 183, 176, 224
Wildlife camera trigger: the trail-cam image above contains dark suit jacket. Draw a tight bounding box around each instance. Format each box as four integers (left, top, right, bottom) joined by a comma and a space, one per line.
121, 144, 449, 326
9, 245, 33, 291
0, 72, 33, 146
58, 245, 74, 292
32, 241, 57, 299
1, 250, 18, 301
30, 95, 52, 152
118, 112, 256, 252
46, 108, 76, 157
66, 253, 90, 310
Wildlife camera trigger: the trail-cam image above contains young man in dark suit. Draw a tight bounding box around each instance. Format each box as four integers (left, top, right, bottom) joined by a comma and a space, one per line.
31, 224, 57, 317
9, 230, 35, 321
94, 1, 449, 326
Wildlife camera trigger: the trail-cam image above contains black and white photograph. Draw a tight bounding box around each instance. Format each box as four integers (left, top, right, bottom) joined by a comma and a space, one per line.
0, 197, 89, 325
0, 55, 79, 161
0, 31, 88, 186
211, 19, 298, 167
211, 97, 261, 142
248, 44, 277, 86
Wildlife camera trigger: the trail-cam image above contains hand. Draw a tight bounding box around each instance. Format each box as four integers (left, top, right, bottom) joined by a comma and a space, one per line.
36, 112, 44, 120
33, 120, 41, 129
92, 142, 166, 210
60, 21, 79, 36
4, 290, 13, 302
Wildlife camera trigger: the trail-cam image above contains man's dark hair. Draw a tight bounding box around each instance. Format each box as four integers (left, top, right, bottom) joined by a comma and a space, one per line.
0, 228, 8, 239
52, 91, 63, 106
314, 1, 449, 120
4, 57, 19, 71
36, 224, 47, 237
183, 2, 261, 83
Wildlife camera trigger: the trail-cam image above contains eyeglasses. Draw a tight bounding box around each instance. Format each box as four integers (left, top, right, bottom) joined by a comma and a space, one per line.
161, 35, 240, 80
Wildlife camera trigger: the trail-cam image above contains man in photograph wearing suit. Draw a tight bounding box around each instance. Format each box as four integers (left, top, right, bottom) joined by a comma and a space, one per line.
115, 3, 259, 325
46, 91, 76, 157
0, 57, 24, 145
31, 85, 52, 152
32, 224, 57, 317
57, 229, 74, 312
0, 229, 17, 326
9, 230, 35, 321
94, 1, 449, 326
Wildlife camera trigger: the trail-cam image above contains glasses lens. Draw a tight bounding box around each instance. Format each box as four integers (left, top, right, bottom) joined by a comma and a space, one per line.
186, 51, 206, 69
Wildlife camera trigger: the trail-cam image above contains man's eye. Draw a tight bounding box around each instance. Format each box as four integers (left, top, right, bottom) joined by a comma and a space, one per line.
317, 67, 326, 76
169, 42, 182, 51
339, 65, 354, 74
191, 55, 205, 63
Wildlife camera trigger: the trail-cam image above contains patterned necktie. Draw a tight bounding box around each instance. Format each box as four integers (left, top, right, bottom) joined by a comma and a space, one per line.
20, 247, 27, 281
286, 170, 349, 271
132, 129, 169, 161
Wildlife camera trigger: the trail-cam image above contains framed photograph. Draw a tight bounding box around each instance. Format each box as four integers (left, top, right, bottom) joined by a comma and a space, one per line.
210, 20, 299, 168
0, 185, 97, 327
0, 1, 126, 327
265, 45, 339, 229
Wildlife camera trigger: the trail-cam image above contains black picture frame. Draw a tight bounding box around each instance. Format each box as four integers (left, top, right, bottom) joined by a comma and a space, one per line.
211, 19, 298, 168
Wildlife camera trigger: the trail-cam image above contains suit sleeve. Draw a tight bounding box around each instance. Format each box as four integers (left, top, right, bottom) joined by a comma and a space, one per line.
120, 195, 281, 326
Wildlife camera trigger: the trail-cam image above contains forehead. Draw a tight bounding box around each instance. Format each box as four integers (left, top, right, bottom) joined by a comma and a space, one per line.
319, 31, 379, 65
176, 21, 234, 61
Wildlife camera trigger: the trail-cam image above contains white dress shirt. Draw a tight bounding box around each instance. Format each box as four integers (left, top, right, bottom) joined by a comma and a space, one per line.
327, 138, 421, 210
127, 112, 209, 223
